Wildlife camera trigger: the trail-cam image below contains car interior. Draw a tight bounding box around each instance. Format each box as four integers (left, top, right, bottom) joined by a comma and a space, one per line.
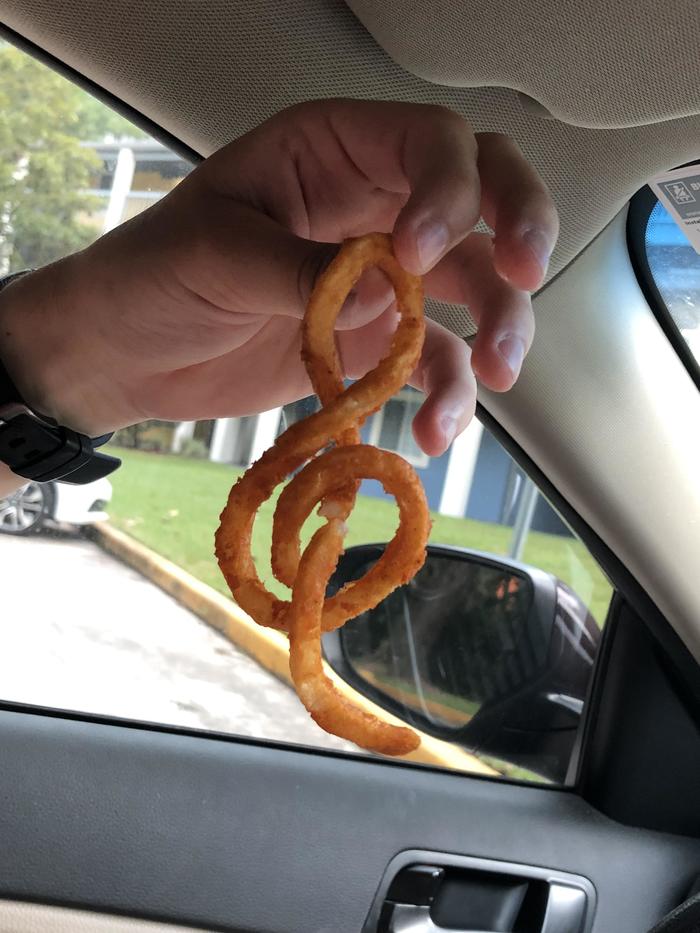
0, 1, 699, 932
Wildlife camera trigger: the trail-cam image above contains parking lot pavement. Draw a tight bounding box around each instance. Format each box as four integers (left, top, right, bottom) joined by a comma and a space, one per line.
0, 530, 354, 753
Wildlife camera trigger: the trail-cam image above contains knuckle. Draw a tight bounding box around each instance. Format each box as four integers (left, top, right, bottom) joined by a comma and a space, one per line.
499, 187, 559, 238
424, 103, 474, 136
476, 131, 518, 150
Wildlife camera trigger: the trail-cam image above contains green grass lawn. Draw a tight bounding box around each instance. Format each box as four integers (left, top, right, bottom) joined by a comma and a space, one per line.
105, 447, 612, 625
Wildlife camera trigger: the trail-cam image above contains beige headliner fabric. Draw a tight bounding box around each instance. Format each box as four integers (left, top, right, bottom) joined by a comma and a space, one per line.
347, 0, 700, 129
1, 0, 700, 339
0, 900, 209, 932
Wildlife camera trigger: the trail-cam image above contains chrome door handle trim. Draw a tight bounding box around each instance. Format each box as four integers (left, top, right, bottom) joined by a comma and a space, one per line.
388, 883, 587, 933
542, 883, 587, 933
389, 904, 491, 933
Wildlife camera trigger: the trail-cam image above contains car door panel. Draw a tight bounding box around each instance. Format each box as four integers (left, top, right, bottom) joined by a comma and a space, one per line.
0, 709, 697, 933
0, 901, 207, 932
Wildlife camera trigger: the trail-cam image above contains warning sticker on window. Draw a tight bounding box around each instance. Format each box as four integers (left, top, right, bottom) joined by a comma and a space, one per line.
650, 166, 700, 255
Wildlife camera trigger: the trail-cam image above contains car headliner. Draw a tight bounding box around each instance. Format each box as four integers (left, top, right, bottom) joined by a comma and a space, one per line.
1, 0, 700, 339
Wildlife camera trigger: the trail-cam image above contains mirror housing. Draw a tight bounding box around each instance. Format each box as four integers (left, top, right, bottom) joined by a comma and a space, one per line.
323, 544, 601, 782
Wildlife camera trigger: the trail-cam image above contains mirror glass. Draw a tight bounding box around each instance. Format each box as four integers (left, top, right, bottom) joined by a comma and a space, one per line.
340, 551, 545, 732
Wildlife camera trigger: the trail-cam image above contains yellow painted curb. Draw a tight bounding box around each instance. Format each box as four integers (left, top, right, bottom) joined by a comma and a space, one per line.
93, 523, 498, 776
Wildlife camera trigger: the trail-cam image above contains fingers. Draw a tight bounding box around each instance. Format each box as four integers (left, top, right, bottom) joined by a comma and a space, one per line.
477, 133, 559, 291
262, 99, 482, 278
390, 107, 481, 276
339, 310, 476, 459
422, 233, 534, 391
409, 319, 476, 457
386, 113, 558, 293
192, 101, 556, 328
172, 193, 394, 331
330, 267, 397, 331
338, 303, 401, 379
296, 240, 397, 331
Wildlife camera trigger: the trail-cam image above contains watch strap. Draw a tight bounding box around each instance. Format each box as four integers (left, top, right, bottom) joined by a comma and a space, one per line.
0, 271, 121, 484
0, 412, 121, 484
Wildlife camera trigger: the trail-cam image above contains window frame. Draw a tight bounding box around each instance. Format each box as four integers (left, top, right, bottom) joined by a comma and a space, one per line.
1, 26, 697, 810
627, 182, 700, 390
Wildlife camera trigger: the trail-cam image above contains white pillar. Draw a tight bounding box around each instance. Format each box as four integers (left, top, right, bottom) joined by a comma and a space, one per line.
248, 407, 282, 464
438, 419, 484, 517
102, 147, 135, 234
210, 418, 239, 463
171, 420, 195, 453
509, 477, 539, 560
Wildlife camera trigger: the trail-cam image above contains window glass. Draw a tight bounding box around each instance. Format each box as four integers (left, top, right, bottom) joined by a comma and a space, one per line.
341, 557, 539, 733
371, 388, 429, 467
0, 42, 190, 274
645, 199, 700, 365
0, 41, 613, 786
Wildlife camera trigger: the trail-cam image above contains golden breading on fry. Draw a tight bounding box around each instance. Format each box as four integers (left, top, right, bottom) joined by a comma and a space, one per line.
215, 233, 430, 755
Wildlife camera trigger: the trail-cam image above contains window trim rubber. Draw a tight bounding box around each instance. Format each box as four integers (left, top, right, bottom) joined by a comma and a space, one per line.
627, 183, 700, 391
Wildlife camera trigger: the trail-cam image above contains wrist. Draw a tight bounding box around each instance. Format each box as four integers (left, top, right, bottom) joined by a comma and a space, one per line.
0, 258, 125, 437
0, 460, 25, 497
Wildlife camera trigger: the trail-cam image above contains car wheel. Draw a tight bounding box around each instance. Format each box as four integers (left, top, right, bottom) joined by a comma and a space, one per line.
0, 482, 54, 535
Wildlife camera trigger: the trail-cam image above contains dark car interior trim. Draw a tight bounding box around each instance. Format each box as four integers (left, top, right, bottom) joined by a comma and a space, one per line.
0, 709, 698, 933
579, 598, 700, 838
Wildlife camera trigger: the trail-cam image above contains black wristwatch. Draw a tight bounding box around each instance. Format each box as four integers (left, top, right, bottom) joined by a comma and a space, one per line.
0, 271, 121, 485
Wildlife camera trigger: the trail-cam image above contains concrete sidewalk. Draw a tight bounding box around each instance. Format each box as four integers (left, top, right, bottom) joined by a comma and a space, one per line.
0, 530, 353, 751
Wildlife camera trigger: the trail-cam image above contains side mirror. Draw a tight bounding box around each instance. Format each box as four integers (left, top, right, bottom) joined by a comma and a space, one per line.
323, 544, 601, 782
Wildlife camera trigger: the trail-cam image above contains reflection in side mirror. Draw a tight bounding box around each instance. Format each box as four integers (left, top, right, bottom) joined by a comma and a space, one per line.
323, 544, 601, 783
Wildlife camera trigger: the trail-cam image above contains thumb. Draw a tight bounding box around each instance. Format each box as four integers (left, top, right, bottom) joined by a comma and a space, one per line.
179, 195, 395, 329
297, 238, 397, 331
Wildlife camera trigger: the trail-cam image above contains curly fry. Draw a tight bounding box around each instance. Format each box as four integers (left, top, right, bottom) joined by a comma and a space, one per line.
288, 519, 420, 756
215, 233, 429, 755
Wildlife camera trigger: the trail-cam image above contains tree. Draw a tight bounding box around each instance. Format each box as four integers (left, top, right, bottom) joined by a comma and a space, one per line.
73, 93, 147, 143
0, 43, 143, 273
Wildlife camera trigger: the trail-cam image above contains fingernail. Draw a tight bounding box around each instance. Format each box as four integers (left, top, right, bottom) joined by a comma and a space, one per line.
416, 220, 449, 273
440, 413, 458, 448
522, 228, 552, 277
497, 335, 526, 379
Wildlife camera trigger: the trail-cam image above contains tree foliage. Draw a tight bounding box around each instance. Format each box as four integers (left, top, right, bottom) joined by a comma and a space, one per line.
73, 93, 147, 143
0, 43, 143, 272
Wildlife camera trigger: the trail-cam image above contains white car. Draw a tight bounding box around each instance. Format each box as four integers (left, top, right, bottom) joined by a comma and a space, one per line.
0, 477, 112, 535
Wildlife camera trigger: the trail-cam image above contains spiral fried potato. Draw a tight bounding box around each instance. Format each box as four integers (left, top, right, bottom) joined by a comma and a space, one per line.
215, 233, 430, 755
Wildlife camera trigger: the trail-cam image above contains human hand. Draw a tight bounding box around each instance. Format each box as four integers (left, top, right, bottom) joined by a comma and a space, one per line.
0, 99, 558, 456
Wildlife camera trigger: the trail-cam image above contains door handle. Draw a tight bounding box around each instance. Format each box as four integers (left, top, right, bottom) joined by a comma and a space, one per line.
540, 884, 588, 933
389, 903, 491, 932
389, 884, 587, 933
